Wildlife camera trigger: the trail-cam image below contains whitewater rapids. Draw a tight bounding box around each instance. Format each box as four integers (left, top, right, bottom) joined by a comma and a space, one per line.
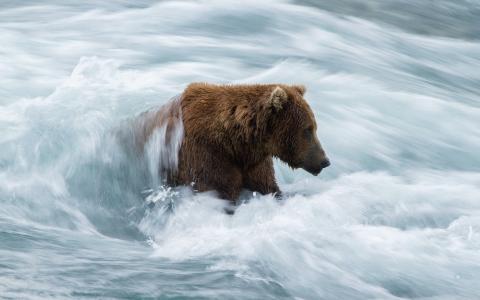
1, 1, 479, 299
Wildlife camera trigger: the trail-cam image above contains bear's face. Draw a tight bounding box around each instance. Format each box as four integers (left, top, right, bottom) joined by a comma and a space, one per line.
266, 85, 330, 175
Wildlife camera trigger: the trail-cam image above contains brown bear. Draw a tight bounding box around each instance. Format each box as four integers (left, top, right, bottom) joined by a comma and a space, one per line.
133, 83, 330, 203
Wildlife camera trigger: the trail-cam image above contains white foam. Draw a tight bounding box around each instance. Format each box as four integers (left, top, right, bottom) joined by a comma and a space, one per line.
143, 171, 480, 298
143, 96, 184, 186
1, 0, 479, 298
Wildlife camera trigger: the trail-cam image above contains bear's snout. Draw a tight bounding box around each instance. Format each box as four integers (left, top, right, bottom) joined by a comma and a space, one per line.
320, 158, 330, 169
302, 142, 330, 176
303, 158, 330, 175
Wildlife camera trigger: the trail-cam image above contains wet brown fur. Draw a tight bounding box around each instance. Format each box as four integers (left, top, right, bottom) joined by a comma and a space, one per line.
137, 83, 326, 203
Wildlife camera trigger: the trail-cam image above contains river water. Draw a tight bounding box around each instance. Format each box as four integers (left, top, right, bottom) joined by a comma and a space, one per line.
1, 1, 479, 299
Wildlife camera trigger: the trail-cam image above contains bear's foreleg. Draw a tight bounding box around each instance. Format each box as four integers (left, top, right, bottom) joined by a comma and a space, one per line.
196, 163, 243, 204
243, 157, 281, 198
180, 143, 243, 204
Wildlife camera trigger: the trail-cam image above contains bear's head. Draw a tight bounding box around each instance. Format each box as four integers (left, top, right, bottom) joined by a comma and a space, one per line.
262, 85, 330, 175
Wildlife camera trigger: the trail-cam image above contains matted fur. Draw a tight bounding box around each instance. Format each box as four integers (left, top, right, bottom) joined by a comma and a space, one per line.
136, 83, 327, 203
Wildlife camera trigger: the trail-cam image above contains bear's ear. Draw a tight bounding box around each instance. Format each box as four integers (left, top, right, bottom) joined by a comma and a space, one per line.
267, 86, 288, 112
291, 85, 306, 96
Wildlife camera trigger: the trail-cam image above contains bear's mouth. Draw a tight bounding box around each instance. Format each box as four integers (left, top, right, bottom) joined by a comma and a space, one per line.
303, 165, 322, 176
302, 157, 330, 176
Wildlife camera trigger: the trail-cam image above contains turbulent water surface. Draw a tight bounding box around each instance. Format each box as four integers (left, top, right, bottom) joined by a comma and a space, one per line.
1, 1, 480, 299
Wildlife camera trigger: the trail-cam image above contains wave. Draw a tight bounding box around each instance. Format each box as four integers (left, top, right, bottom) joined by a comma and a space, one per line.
1, 1, 479, 298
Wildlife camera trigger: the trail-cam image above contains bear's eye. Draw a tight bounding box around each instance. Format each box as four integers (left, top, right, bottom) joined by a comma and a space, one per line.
304, 126, 314, 139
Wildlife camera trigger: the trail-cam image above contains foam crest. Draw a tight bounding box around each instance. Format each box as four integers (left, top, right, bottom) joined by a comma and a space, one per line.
143, 96, 184, 186
145, 171, 480, 298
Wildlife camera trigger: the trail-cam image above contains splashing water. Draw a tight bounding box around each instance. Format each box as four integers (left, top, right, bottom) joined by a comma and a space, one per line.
1, 1, 480, 299
143, 98, 183, 186
117, 94, 184, 187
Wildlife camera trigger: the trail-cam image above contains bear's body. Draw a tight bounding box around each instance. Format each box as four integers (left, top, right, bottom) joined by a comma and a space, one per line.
135, 83, 329, 203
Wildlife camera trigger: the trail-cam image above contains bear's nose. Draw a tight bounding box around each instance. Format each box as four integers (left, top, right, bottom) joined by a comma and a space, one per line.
320, 159, 330, 169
